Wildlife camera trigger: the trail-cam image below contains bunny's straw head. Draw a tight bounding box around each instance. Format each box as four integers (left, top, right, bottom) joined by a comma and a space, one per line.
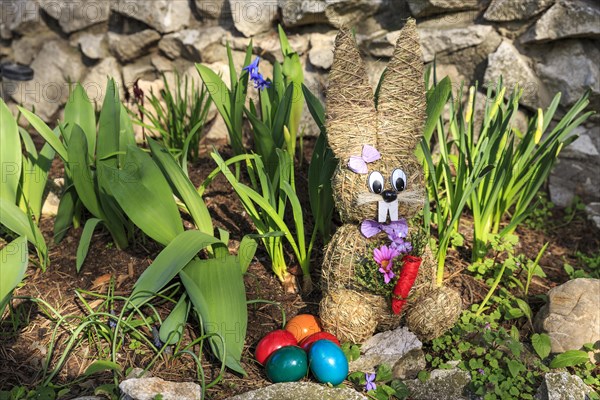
326, 19, 426, 223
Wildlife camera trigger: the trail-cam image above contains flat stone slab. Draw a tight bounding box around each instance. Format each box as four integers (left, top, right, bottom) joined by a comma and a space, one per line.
226, 382, 367, 400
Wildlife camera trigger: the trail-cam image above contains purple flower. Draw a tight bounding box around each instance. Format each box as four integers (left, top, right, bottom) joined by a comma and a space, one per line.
478, 368, 485, 375
108, 309, 117, 329
365, 373, 376, 391
374, 245, 400, 284
484, 323, 491, 330
242, 56, 260, 75
381, 218, 408, 239
152, 325, 162, 348
389, 232, 413, 253
243, 56, 271, 91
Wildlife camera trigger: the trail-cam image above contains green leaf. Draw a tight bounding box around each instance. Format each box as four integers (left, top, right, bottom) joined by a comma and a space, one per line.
18, 107, 68, 162
237, 235, 258, 274
83, 360, 122, 376
531, 333, 551, 360
181, 256, 248, 376
96, 79, 121, 169
376, 363, 393, 382
67, 125, 103, 218
0, 100, 22, 203
159, 294, 189, 345
106, 145, 183, 246
147, 138, 213, 236
64, 84, 96, 157
129, 230, 220, 308
0, 199, 47, 265
550, 350, 590, 368
0, 236, 28, 316
53, 186, 76, 243
507, 359, 524, 378
195, 64, 232, 133
76, 218, 102, 273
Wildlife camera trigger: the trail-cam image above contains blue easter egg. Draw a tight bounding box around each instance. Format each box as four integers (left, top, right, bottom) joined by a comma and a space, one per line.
308, 339, 349, 385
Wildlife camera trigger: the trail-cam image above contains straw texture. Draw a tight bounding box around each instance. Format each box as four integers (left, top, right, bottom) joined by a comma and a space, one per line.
320, 18, 460, 344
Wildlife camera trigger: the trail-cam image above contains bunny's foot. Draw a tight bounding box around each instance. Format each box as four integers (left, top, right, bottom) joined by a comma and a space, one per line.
406, 286, 462, 341
320, 289, 377, 344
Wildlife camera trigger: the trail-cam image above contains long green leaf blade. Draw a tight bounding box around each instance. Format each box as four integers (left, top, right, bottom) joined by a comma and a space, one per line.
0, 236, 28, 316
76, 218, 102, 272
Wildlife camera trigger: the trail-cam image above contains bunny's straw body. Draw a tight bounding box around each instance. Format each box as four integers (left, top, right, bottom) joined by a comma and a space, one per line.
320, 19, 461, 344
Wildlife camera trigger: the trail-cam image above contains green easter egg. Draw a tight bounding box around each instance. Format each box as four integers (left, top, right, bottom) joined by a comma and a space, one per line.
265, 346, 307, 383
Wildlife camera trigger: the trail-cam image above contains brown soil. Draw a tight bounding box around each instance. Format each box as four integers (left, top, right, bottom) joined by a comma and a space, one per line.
1, 138, 599, 399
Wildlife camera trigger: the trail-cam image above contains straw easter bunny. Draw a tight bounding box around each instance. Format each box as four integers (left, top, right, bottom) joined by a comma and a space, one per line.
319, 19, 462, 344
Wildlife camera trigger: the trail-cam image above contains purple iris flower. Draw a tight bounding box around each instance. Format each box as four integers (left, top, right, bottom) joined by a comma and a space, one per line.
389, 232, 413, 253
365, 372, 377, 391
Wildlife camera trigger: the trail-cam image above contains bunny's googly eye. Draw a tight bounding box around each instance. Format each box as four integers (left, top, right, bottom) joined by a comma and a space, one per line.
368, 171, 384, 194
391, 169, 407, 192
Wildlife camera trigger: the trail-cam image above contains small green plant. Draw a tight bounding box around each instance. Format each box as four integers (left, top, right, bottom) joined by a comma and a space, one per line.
564, 250, 600, 279
524, 192, 554, 231
427, 310, 547, 399
348, 364, 410, 399
19, 80, 139, 268
0, 100, 51, 268
422, 74, 593, 269
133, 70, 213, 164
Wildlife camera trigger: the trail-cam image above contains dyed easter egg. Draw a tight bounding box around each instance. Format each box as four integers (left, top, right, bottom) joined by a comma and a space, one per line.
255, 329, 298, 365
265, 346, 308, 383
285, 314, 322, 342
308, 339, 349, 385
299, 332, 341, 351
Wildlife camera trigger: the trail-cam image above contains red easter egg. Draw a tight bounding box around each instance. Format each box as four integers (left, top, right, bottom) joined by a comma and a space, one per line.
299, 332, 341, 351
255, 330, 298, 365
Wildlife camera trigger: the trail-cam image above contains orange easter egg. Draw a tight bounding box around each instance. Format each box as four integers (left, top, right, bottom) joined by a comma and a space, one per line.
285, 314, 322, 342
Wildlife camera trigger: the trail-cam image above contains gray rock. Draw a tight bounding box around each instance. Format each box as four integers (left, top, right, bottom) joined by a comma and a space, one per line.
300, 62, 327, 137
279, 0, 382, 28
308, 32, 336, 69
323, 0, 384, 28
585, 203, 600, 229
484, 0, 554, 21
11, 40, 86, 122
407, 0, 479, 17
2, 0, 48, 39
195, 0, 227, 18
418, 25, 495, 62
123, 59, 157, 88
349, 326, 423, 373
39, 0, 109, 33
112, 0, 190, 33
159, 27, 228, 61
534, 278, 600, 353
108, 30, 161, 63
521, 0, 600, 43
229, 0, 278, 37
535, 372, 597, 400
77, 33, 108, 60
484, 40, 550, 109
119, 377, 201, 400
392, 348, 427, 380
12, 31, 57, 65
81, 57, 123, 108
535, 40, 600, 109
279, 0, 327, 27
404, 366, 471, 400
226, 382, 368, 400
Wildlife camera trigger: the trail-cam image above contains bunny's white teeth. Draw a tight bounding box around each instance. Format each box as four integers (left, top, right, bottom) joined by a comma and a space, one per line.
378, 199, 399, 222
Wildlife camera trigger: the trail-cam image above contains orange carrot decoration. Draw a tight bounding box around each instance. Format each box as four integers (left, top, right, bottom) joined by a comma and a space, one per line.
392, 255, 422, 314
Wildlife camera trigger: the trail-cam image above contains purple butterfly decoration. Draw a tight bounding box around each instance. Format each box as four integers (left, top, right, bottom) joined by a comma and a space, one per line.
361, 219, 408, 239
348, 145, 381, 174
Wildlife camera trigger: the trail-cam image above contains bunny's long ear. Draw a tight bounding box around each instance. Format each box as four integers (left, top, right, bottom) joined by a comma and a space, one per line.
376, 18, 426, 158
326, 28, 377, 159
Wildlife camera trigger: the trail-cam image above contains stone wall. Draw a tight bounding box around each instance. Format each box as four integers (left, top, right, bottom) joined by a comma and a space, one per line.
1, 0, 599, 223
